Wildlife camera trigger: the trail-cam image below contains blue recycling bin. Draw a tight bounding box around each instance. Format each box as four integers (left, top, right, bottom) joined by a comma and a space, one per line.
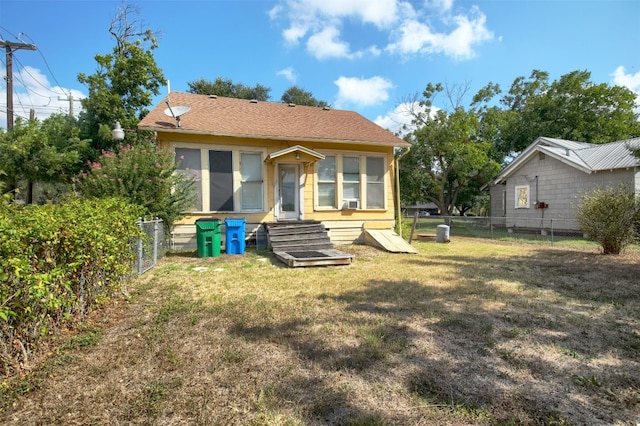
225, 218, 246, 255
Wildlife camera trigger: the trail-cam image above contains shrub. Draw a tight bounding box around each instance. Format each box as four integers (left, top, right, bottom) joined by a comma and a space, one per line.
77, 143, 194, 231
0, 197, 143, 376
575, 184, 639, 255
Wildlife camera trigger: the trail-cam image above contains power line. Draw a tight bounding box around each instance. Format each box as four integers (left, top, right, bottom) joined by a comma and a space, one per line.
18, 32, 69, 97
12, 54, 67, 97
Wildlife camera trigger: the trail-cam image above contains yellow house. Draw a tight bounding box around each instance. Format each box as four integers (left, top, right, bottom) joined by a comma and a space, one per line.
138, 92, 410, 250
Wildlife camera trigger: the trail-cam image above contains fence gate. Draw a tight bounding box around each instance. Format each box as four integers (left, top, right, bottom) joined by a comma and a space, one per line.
135, 218, 164, 275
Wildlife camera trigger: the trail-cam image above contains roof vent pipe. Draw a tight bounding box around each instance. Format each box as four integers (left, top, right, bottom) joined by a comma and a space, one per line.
565, 148, 570, 156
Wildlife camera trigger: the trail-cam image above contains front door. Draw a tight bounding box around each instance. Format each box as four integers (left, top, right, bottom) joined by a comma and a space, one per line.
278, 164, 299, 220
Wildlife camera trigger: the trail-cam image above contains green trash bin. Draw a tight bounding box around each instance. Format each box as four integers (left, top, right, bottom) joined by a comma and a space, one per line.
195, 218, 221, 257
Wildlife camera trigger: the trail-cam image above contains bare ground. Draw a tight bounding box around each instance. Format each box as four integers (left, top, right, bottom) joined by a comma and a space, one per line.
1, 239, 639, 425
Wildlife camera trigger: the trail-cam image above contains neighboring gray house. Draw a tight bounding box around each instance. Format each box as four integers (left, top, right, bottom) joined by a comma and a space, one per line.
489, 136, 640, 232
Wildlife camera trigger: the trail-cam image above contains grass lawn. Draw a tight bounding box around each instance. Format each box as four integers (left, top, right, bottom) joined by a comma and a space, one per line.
2, 238, 639, 425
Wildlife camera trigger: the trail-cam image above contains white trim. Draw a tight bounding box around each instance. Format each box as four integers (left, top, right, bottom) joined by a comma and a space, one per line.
314, 150, 388, 211
169, 141, 268, 213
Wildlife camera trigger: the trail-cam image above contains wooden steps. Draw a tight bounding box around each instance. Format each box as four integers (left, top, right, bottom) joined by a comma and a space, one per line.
264, 221, 353, 267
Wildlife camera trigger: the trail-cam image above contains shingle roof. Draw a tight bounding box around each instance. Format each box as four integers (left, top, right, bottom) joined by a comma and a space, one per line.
137, 92, 409, 148
493, 136, 640, 184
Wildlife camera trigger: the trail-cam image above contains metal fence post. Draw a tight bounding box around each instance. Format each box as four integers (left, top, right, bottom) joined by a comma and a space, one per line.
153, 218, 159, 265
137, 219, 144, 275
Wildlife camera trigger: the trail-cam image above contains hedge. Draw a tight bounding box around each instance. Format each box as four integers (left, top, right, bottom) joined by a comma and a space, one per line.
0, 197, 143, 377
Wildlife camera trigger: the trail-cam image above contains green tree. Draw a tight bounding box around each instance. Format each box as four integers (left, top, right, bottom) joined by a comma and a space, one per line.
77, 2, 166, 156
0, 115, 88, 202
187, 77, 271, 100
281, 86, 329, 107
575, 184, 639, 255
474, 69, 640, 160
400, 83, 500, 217
77, 143, 194, 231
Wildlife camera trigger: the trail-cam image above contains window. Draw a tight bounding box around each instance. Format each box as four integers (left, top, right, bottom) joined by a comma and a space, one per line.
209, 150, 234, 211
173, 145, 265, 213
343, 156, 360, 201
318, 156, 336, 208
366, 157, 384, 209
515, 185, 530, 208
316, 153, 386, 210
175, 148, 202, 211
240, 153, 263, 210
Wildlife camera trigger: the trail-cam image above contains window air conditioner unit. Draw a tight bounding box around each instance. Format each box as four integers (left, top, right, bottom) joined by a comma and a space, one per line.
345, 200, 360, 210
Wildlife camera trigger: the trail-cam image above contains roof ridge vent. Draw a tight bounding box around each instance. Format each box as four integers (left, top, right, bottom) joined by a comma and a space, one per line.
322, 106, 331, 111
209, 95, 217, 99
250, 99, 258, 103
288, 103, 296, 107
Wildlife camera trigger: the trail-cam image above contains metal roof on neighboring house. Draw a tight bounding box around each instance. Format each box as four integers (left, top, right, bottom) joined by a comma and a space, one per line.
137, 91, 409, 148
493, 136, 640, 184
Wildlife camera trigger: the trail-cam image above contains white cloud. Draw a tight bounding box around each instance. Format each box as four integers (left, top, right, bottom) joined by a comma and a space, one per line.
0, 66, 85, 129
374, 101, 436, 136
334, 76, 393, 108
272, 0, 494, 61
612, 65, 640, 93
283, 23, 309, 46
612, 66, 640, 113
307, 26, 352, 59
276, 67, 298, 83
386, 6, 493, 59
424, 0, 454, 13
374, 102, 418, 135
272, 0, 403, 59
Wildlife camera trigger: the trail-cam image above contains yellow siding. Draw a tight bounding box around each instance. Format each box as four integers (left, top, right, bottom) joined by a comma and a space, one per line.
159, 133, 398, 245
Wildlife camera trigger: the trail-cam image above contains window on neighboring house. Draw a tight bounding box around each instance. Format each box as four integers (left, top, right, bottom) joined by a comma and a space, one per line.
366, 157, 384, 209
316, 153, 386, 210
515, 185, 530, 208
318, 156, 336, 208
240, 152, 263, 210
175, 147, 202, 211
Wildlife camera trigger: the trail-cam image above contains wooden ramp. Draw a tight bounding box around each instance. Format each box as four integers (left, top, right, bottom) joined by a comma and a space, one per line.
362, 229, 418, 253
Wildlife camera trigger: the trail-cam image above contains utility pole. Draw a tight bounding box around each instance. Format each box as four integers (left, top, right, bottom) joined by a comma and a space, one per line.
1, 39, 37, 130
58, 94, 81, 117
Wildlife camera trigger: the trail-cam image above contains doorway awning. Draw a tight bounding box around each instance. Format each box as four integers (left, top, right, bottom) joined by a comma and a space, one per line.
265, 145, 325, 164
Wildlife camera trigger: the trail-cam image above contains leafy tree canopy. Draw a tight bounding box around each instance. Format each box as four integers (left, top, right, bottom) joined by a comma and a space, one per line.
0, 115, 88, 200
187, 77, 271, 101
77, 144, 194, 231
473, 69, 640, 159
281, 86, 329, 107
400, 83, 500, 216
77, 2, 166, 156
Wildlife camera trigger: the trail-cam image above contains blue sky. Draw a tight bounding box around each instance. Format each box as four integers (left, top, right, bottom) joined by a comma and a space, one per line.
1, 0, 639, 134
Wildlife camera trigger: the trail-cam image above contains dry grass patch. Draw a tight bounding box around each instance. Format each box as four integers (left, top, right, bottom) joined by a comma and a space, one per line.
1, 239, 639, 425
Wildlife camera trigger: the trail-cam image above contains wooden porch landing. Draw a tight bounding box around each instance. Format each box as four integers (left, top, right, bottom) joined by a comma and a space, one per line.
274, 249, 353, 268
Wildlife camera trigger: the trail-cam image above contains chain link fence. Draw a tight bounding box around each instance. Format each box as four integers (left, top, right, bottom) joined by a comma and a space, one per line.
134, 218, 166, 275
407, 215, 583, 245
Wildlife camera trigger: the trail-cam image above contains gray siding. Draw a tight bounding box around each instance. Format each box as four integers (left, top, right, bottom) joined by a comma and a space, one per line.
502, 154, 636, 231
